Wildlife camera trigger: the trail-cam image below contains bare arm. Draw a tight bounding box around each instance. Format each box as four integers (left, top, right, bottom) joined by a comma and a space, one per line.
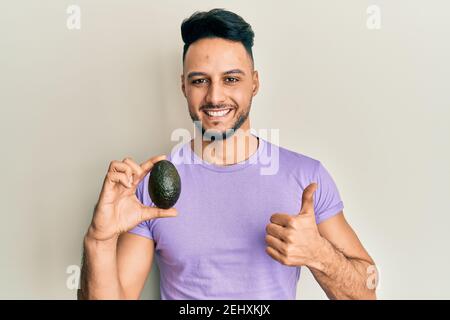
78, 232, 155, 300
310, 211, 378, 300
78, 234, 122, 300
116, 233, 155, 299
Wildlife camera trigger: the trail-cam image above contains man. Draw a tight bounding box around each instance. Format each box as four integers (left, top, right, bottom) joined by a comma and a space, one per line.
79, 8, 377, 300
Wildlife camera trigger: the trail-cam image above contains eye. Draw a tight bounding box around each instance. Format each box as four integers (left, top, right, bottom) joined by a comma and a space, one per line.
191, 79, 208, 85
225, 77, 239, 83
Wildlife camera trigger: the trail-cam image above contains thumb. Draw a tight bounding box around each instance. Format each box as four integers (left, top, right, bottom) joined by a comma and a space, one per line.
298, 182, 317, 216
139, 205, 178, 222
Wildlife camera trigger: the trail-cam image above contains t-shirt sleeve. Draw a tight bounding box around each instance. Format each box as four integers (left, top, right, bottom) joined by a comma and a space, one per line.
127, 177, 154, 240
312, 161, 344, 224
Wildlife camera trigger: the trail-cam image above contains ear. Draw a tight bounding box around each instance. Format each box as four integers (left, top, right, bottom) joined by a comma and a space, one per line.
181, 74, 187, 98
252, 70, 259, 97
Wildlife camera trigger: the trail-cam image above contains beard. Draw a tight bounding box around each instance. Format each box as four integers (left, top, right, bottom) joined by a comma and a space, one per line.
189, 102, 251, 141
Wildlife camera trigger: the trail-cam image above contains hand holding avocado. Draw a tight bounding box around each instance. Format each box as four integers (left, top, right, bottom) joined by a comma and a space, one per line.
87, 155, 179, 242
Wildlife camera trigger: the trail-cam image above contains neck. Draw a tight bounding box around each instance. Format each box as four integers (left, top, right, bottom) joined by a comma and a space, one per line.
190, 127, 259, 166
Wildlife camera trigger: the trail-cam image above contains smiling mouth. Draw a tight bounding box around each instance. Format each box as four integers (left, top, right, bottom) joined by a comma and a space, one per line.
203, 108, 234, 118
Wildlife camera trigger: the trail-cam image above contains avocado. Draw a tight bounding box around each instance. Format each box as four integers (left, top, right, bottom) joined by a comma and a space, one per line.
148, 160, 181, 209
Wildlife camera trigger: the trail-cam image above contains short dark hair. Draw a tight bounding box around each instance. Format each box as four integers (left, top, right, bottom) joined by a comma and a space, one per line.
181, 8, 255, 66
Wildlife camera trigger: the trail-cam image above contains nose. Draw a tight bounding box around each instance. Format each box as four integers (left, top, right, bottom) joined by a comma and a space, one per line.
205, 81, 226, 106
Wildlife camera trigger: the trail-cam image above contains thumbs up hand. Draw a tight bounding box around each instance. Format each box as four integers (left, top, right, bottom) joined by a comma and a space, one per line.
265, 183, 326, 268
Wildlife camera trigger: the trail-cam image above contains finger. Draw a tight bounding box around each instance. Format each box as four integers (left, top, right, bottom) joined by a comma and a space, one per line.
140, 154, 167, 174
122, 157, 144, 185
109, 161, 133, 183
270, 213, 294, 227
265, 234, 287, 255
265, 246, 286, 265
106, 171, 132, 189
265, 223, 288, 242
139, 205, 178, 222
299, 182, 317, 216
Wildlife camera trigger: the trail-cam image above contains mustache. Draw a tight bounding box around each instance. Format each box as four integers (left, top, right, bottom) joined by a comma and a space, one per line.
200, 104, 236, 110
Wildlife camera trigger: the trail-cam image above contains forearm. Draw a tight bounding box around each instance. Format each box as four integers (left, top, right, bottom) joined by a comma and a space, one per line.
308, 237, 377, 300
78, 234, 124, 300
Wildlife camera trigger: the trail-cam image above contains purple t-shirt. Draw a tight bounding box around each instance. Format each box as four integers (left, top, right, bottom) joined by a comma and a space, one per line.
128, 136, 344, 299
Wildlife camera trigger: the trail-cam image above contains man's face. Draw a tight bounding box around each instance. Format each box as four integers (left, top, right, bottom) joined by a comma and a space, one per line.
181, 37, 259, 140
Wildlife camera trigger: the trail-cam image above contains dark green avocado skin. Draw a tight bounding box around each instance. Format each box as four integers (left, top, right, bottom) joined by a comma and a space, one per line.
148, 160, 181, 209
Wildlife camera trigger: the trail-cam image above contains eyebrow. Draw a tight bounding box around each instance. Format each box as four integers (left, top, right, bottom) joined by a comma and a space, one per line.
186, 69, 246, 79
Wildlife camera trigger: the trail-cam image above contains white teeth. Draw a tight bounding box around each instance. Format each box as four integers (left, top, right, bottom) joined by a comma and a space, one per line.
205, 109, 231, 117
